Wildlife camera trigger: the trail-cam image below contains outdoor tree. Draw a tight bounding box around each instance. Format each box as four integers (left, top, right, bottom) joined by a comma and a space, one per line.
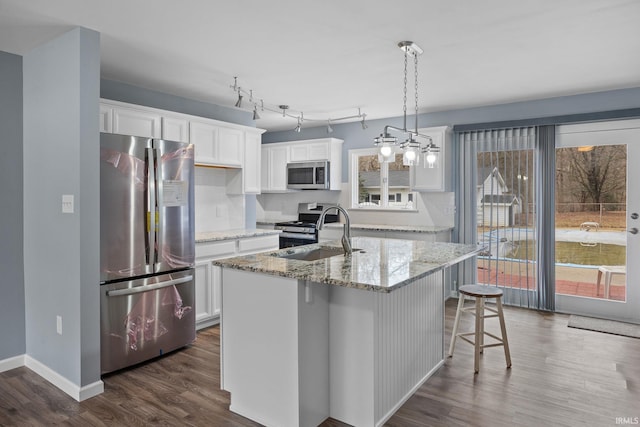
556, 145, 626, 207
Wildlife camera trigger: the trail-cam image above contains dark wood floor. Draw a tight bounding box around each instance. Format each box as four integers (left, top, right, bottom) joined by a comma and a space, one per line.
2, 299, 639, 426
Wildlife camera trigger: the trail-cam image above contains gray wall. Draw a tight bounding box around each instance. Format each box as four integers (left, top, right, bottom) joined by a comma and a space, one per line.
263, 87, 640, 181
23, 27, 101, 387
0, 51, 25, 360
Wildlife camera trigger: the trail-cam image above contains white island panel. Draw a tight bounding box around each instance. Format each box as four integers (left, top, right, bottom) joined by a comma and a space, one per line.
329, 271, 444, 427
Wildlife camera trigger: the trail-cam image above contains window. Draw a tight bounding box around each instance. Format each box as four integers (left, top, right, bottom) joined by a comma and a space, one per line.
350, 148, 416, 210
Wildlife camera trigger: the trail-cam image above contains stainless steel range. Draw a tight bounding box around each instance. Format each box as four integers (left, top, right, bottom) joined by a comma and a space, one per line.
275, 202, 340, 248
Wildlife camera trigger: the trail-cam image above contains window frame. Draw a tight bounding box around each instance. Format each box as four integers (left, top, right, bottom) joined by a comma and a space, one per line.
349, 147, 418, 211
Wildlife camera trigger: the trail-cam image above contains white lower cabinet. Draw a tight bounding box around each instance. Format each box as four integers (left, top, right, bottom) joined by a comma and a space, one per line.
195, 234, 279, 329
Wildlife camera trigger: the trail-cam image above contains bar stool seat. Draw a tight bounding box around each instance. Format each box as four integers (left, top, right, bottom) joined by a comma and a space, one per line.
448, 284, 511, 373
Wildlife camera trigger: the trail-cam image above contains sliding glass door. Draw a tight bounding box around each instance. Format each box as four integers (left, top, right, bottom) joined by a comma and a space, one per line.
555, 120, 640, 323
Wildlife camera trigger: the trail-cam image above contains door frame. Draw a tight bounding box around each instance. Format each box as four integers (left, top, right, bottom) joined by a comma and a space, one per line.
555, 119, 640, 323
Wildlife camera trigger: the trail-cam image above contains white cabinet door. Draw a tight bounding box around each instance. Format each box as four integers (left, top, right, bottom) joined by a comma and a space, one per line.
191, 121, 244, 167
261, 144, 289, 192
268, 145, 289, 191
162, 116, 189, 142
99, 104, 112, 133
289, 141, 329, 161
243, 132, 261, 194
411, 126, 450, 192
190, 120, 220, 165
218, 127, 244, 166
112, 106, 162, 138
211, 265, 222, 317
195, 260, 216, 329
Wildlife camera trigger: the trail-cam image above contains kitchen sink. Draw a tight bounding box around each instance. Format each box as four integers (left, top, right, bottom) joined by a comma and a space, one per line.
275, 247, 362, 262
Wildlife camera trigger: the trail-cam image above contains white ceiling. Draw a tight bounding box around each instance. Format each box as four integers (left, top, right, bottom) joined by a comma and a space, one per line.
1, 0, 639, 131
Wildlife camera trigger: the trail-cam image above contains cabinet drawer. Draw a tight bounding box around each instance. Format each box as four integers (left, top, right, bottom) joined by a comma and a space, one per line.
196, 240, 237, 259
238, 235, 279, 254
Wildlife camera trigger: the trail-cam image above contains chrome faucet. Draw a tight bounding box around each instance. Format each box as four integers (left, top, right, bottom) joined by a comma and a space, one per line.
317, 205, 352, 255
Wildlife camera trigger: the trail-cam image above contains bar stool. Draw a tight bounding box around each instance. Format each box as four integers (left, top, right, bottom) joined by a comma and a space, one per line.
448, 284, 511, 373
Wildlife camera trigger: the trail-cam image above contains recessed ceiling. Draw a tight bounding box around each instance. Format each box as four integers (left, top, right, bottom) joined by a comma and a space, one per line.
1, 0, 639, 131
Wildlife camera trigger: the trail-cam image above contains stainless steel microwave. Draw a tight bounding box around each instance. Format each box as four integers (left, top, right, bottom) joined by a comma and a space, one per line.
286, 161, 330, 190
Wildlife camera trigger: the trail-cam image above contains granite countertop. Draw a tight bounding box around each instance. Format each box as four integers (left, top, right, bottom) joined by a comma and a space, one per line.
213, 237, 481, 293
324, 223, 453, 234
196, 228, 280, 243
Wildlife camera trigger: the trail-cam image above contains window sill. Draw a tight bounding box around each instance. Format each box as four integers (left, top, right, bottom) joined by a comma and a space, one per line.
349, 207, 419, 213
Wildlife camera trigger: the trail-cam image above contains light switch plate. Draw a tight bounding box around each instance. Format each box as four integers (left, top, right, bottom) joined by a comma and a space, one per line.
62, 194, 74, 213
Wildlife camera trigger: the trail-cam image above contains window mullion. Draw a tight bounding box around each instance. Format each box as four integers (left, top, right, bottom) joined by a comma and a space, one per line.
381, 161, 389, 208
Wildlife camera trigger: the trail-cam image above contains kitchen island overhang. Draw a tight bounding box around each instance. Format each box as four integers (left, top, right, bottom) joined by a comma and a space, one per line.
214, 237, 481, 427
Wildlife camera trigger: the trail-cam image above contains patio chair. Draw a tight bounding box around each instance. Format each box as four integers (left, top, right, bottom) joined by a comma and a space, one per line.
580, 221, 600, 231
596, 265, 626, 299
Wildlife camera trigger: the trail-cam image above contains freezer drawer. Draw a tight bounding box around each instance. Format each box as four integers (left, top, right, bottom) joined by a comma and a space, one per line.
100, 269, 196, 374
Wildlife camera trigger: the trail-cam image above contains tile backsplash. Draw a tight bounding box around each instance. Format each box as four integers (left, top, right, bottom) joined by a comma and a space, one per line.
194, 167, 245, 232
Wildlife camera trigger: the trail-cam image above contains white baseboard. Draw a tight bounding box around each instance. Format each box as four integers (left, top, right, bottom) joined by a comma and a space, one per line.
0, 354, 25, 373
24, 355, 104, 402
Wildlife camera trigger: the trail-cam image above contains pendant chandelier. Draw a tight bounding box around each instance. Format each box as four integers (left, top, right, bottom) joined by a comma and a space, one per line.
374, 41, 439, 168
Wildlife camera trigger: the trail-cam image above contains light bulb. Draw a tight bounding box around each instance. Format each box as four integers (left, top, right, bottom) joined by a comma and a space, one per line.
426, 152, 437, 168
405, 150, 416, 161
380, 145, 392, 157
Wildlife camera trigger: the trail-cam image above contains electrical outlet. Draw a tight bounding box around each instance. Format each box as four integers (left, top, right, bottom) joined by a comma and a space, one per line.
62, 195, 74, 213
56, 315, 63, 335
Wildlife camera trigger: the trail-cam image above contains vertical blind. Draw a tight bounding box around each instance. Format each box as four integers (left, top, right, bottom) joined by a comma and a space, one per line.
455, 126, 555, 311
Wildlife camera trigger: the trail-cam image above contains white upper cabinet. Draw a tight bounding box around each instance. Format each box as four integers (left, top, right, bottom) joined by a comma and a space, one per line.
162, 116, 189, 142
112, 105, 162, 138
243, 131, 263, 194
289, 141, 330, 162
410, 126, 451, 192
100, 99, 264, 194
190, 120, 244, 167
262, 138, 343, 192
261, 144, 290, 192
218, 127, 244, 166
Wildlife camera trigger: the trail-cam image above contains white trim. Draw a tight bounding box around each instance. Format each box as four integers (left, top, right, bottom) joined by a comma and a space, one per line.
0, 354, 25, 373
24, 355, 104, 402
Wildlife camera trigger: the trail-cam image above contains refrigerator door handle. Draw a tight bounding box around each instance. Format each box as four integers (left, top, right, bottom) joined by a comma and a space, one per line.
106, 275, 193, 297
146, 147, 156, 267
154, 147, 162, 267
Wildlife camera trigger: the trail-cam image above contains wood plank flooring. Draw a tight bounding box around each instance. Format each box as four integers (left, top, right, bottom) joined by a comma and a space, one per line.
1, 299, 639, 426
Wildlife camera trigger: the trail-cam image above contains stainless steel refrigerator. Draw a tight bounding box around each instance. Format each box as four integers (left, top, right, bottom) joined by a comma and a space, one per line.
99, 133, 196, 374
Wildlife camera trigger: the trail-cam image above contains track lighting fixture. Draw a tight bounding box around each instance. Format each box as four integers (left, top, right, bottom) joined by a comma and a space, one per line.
373, 41, 439, 168
229, 78, 367, 133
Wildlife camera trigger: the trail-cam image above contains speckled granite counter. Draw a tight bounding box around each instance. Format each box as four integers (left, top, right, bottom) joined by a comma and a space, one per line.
324, 222, 453, 234
213, 237, 479, 292
195, 228, 280, 243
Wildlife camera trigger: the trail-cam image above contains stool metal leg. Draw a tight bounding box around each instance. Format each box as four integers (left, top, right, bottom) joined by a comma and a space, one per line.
474, 297, 482, 373
496, 297, 511, 368
448, 294, 465, 357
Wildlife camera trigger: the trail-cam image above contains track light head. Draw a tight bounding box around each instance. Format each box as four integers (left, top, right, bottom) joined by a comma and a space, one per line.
234, 90, 243, 108
253, 106, 260, 120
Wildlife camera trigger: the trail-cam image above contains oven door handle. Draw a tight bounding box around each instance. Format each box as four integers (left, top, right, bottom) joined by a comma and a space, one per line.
106, 275, 193, 297
279, 232, 317, 240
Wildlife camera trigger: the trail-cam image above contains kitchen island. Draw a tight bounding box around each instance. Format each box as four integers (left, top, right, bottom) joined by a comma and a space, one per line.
214, 237, 480, 427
